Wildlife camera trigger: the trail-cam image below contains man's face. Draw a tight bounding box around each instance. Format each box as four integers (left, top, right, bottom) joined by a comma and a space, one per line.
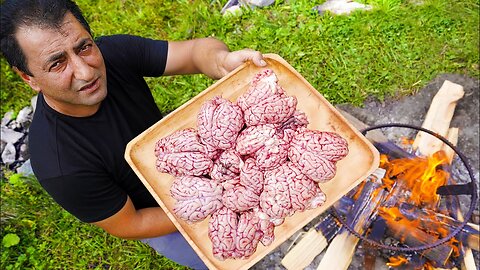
15, 12, 107, 117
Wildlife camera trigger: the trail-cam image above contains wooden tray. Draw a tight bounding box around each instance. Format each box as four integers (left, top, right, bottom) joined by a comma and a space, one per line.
125, 54, 379, 270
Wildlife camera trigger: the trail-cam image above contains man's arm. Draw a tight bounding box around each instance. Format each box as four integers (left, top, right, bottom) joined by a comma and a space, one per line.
92, 197, 177, 240
164, 37, 266, 79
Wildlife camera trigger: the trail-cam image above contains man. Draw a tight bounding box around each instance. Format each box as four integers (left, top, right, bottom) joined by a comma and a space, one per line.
0, 0, 266, 268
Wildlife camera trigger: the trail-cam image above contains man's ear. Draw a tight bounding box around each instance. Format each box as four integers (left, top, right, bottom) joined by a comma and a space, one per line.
13, 67, 41, 92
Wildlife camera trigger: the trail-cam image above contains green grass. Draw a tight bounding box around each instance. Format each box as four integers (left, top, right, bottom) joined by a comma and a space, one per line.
1, 0, 479, 269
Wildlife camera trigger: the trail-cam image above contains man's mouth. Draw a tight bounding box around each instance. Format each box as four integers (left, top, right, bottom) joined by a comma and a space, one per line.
79, 78, 100, 93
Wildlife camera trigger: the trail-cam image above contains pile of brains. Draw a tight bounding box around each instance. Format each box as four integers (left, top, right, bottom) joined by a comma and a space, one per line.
154, 69, 349, 260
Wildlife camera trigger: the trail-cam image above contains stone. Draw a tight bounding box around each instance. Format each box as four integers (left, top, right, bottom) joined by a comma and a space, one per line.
242, 0, 275, 7
18, 143, 29, 161
16, 106, 33, 127
1, 142, 16, 165
16, 159, 34, 177
313, 0, 372, 15
1, 110, 14, 127
1, 126, 24, 145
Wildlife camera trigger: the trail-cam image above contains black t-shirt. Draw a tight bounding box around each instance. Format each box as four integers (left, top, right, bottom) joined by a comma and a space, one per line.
29, 35, 168, 223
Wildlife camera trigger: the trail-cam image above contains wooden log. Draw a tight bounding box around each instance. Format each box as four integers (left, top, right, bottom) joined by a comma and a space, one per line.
363, 218, 387, 270
425, 125, 477, 270
442, 127, 459, 163
316, 169, 387, 270
382, 214, 454, 267
412, 80, 464, 156
398, 203, 479, 251
280, 213, 341, 270
281, 167, 386, 270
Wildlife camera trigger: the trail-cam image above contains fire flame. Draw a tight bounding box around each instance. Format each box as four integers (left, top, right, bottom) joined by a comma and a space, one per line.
387, 255, 408, 267
378, 149, 460, 268
380, 151, 450, 207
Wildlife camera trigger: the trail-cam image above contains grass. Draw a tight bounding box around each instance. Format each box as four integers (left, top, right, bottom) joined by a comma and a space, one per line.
1, 0, 479, 269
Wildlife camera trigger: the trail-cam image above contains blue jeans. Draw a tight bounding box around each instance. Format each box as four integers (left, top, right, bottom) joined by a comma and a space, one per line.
141, 231, 208, 270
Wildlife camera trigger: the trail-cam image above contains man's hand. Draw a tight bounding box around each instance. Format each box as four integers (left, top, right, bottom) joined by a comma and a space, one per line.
216, 48, 267, 79
165, 38, 267, 80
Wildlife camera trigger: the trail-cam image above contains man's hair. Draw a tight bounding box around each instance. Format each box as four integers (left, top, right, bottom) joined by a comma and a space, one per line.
0, 0, 91, 76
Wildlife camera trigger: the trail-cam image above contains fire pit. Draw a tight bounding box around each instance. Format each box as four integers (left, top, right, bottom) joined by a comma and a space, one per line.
329, 123, 478, 269
278, 77, 479, 270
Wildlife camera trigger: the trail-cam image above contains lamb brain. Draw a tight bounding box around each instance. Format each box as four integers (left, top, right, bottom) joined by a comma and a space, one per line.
155, 128, 213, 176
254, 136, 289, 169
209, 207, 238, 260
209, 209, 265, 260
156, 152, 213, 177
154, 128, 206, 156
235, 124, 276, 155
234, 211, 264, 259
210, 149, 242, 182
171, 176, 223, 222
243, 94, 297, 126
236, 69, 282, 111
276, 110, 309, 142
223, 185, 260, 212
260, 163, 294, 219
239, 158, 264, 193
289, 130, 348, 182
260, 162, 326, 219
197, 96, 244, 150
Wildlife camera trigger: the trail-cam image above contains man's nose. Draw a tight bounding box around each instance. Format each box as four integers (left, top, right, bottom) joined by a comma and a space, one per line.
71, 55, 94, 81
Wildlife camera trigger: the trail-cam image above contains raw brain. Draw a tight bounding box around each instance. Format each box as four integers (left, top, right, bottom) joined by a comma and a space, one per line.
208, 207, 272, 260
154, 68, 349, 261
288, 129, 349, 183
170, 176, 223, 223
260, 162, 326, 219
154, 128, 213, 176
236, 69, 297, 126
197, 96, 244, 150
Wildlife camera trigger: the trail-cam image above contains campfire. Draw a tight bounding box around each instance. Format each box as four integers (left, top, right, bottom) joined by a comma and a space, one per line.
281, 80, 479, 270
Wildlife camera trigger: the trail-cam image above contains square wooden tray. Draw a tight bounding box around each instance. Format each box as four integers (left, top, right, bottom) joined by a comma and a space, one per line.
125, 54, 379, 270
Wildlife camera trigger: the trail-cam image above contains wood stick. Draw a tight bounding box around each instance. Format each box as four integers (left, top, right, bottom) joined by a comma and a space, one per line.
280, 214, 341, 270
442, 127, 459, 163
383, 217, 454, 267
412, 80, 464, 156
316, 170, 387, 270
441, 128, 476, 270
398, 203, 479, 251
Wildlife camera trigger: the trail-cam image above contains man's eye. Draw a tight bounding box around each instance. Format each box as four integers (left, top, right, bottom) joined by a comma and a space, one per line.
81, 44, 92, 52
49, 60, 64, 71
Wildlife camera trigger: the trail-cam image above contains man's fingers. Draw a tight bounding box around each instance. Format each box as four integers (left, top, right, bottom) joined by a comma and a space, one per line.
242, 49, 266, 67
251, 53, 267, 67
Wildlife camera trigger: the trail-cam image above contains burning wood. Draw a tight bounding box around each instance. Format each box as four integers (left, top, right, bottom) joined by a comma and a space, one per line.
280, 213, 341, 270
316, 169, 388, 270
395, 203, 479, 251
412, 80, 464, 156
281, 81, 477, 269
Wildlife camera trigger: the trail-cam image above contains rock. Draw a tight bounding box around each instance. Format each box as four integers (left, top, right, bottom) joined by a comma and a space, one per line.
1, 110, 14, 127
17, 159, 34, 177
0, 141, 5, 154
16, 106, 33, 128
1, 126, 24, 145
223, 5, 243, 17
313, 0, 372, 15
18, 143, 29, 161
242, 0, 275, 7
1, 142, 17, 165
